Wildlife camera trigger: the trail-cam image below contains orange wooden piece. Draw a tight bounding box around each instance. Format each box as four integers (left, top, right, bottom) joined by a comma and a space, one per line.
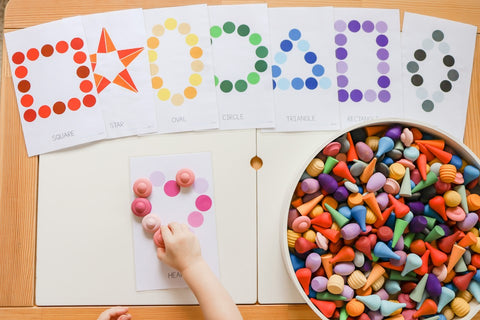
458, 231, 477, 247
313, 226, 341, 243
360, 157, 377, 184
413, 299, 437, 318
410, 239, 426, 256
388, 194, 409, 218
296, 268, 312, 295
423, 143, 453, 164
332, 161, 356, 183
417, 153, 427, 181
310, 299, 336, 318
346, 132, 358, 162
291, 198, 303, 208
429, 196, 448, 221
374, 206, 394, 228
310, 212, 333, 228
415, 140, 445, 150
425, 243, 448, 266
453, 272, 475, 291
330, 246, 355, 264
363, 192, 383, 221
297, 194, 324, 216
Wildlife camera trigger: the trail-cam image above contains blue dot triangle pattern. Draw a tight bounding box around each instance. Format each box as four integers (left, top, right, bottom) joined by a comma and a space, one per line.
271, 28, 332, 91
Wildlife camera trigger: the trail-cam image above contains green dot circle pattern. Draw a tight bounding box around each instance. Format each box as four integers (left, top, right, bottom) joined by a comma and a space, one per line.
210, 21, 268, 93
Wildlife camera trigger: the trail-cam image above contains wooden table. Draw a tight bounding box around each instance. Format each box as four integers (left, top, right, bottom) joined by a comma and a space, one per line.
0, 0, 479, 318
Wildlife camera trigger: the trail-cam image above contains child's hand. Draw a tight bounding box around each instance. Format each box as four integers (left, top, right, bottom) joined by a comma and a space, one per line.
97, 307, 131, 320
156, 222, 202, 273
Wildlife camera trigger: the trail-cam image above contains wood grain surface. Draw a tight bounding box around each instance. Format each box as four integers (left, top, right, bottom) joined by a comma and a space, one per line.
0, 0, 479, 318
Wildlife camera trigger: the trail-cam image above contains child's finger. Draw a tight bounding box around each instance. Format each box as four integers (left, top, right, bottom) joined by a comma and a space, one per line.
156, 247, 167, 260
107, 307, 129, 316
160, 225, 173, 242
168, 222, 181, 234
118, 314, 132, 320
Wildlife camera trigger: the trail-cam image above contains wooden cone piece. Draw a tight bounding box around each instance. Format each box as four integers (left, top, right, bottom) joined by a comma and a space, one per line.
362, 264, 386, 290
332, 161, 356, 183
447, 244, 466, 273
356, 236, 373, 260
374, 206, 394, 228
365, 125, 388, 136
297, 194, 324, 216
425, 243, 448, 266
437, 231, 463, 254
458, 232, 478, 247
414, 250, 430, 276
310, 299, 337, 318
413, 298, 437, 318
295, 237, 317, 254
330, 246, 355, 264
388, 194, 410, 218
363, 192, 383, 221
311, 212, 333, 228
313, 226, 341, 243
321, 254, 334, 278
417, 143, 435, 161
415, 140, 445, 150
360, 157, 377, 184
428, 196, 447, 221
423, 143, 453, 164
452, 272, 475, 291
296, 268, 312, 295
346, 132, 359, 162
416, 153, 427, 181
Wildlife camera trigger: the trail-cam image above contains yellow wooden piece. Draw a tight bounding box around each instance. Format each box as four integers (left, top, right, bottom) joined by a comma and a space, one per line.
365, 207, 377, 224
306, 158, 324, 177
451, 297, 470, 317
347, 270, 367, 290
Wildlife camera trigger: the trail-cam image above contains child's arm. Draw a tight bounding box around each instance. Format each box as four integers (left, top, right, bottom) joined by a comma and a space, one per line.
97, 307, 131, 320
157, 222, 243, 320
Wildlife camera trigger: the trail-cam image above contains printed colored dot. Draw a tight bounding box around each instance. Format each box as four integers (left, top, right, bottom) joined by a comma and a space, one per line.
422, 38, 434, 51
178, 23, 191, 35
305, 77, 318, 90
68, 98, 81, 111
280, 40, 293, 52
15, 66, 28, 78
304, 52, 317, 64
27, 48, 39, 61
272, 80, 276, 89
376, 35, 388, 47
443, 55, 455, 67
38, 105, 51, 118
148, 50, 158, 63
83, 95, 96, 107
378, 76, 390, 88
187, 60, 202, 73
348, 20, 361, 32
184, 86, 197, 99
365, 89, 377, 102
147, 37, 159, 49
186, 34, 199, 46
55, 41, 68, 53
416, 87, 428, 99
411, 74, 423, 86
80, 80, 93, 93
18, 80, 31, 93
336, 61, 348, 73
335, 34, 347, 46
377, 62, 390, 74
189, 74, 202, 86
164, 180, 180, 197
165, 18, 178, 30
376, 21, 388, 33
337, 75, 348, 88
336, 47, 347, 60
237, 24, 250, 37
414, 49, 426, 61
256, 46, 268, 59
235, 80, 248, 92
277, 78, 289, 90
158, 88, 171, 101
214, 76, 219, 86
210, 26, 222, 38
53, 101, 66, 114
196, 195, 212, 211
291, 77, 304, 90
12, 52, 25, 64
350, 89, 363, 102
297, 40, 310, 52
249, 33, 262, 45
338, 89, 349, 102
362, 20, 374, 33
70, 37, 84, 50
150, 171, 166, 187
433, 91, 444, 102
151, 76, 163, 89
422, 100, 434, 112
20, 94, 33, 107
439, 42, 450, 54
312, 64, 324, 77
274, 52, 287, 64
188, 211, 204, 228
153, 24, 165, 36
247, 72, 260, 85
76, 66, 90, 78
432, 30, 444, 42
406, 61, 419, 73
74, 51, 87, 64
190, 47, 203, 59
255, 60, 267, 72
440, 80, 452, 92
220, 80, 233, 93
193, 177, 209, 193
319, 77, 331, 89
377, 48, 389, 60
334, 20, 347, 32
223, 21, 235, 34
378, 90, 391, 102
23, 109, 36, 122
448, 69, 459, 81
171, 94, 184, 106
289, 28, 301, 41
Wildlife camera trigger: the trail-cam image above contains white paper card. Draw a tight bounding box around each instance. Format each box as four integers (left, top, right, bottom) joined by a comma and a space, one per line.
5, 17, 106, 156
208, 4, 275, 129
81, 9, 157, 138
143, 5, 219, 133
129, 152, 219, 291
333, 8, 403, 128
401, 12, 477, 140
268, 7, 339, 131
